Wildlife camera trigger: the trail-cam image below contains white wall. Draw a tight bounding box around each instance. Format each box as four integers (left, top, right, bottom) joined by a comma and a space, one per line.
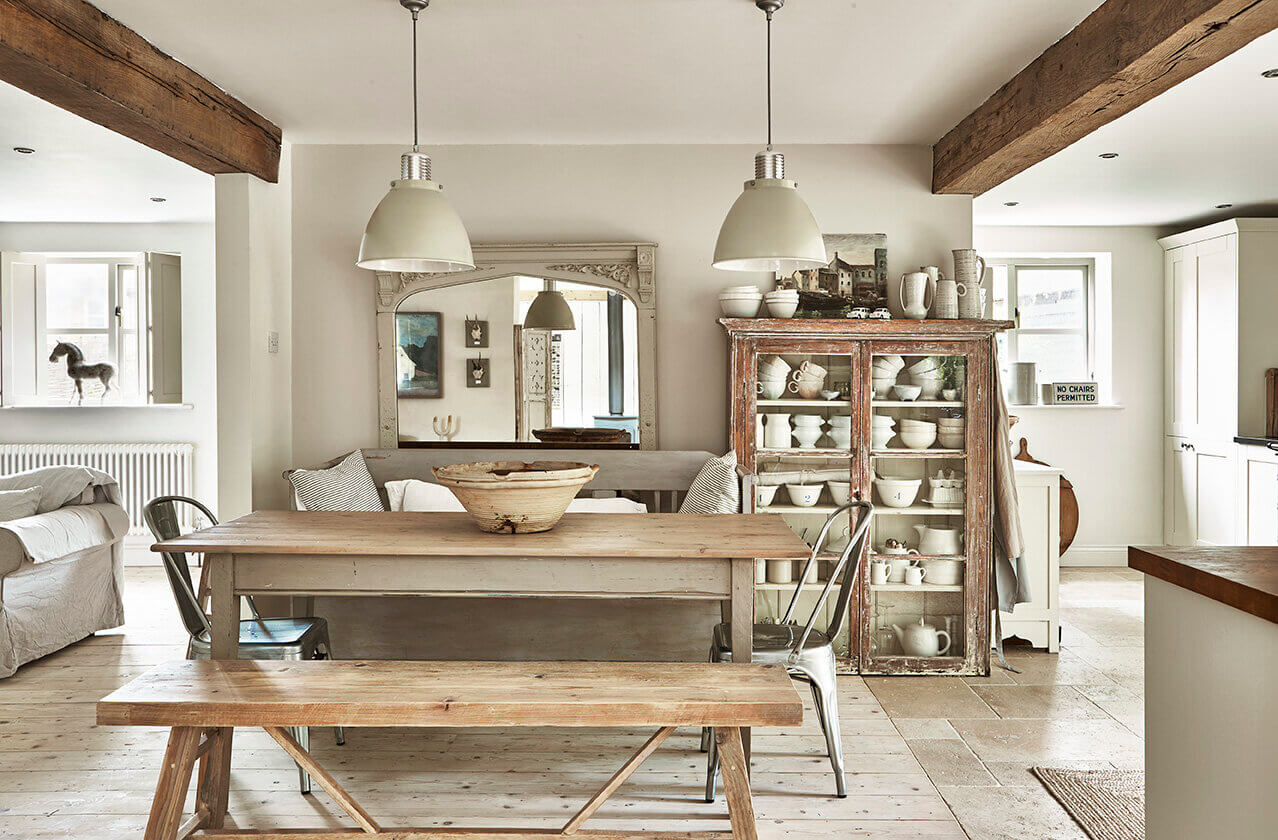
0, 222, 217, 505
398, 277, 518, 442
975, 225, 1165, 564
290, 144, 972, 466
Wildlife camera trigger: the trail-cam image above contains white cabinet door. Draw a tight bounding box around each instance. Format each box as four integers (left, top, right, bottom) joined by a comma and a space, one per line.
1165, 246, 1195, 437
1165, 437, 1195, 545
1192, 438, 1235, 545
1237, 445, 1278, 545
1191, 236, 1238, 440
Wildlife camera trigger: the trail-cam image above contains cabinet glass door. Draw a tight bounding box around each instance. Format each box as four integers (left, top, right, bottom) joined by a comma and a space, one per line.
750, 347, 857, 660
862, 348, 971, 671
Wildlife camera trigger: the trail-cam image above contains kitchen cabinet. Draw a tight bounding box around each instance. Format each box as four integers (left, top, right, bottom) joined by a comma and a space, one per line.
1160, 220, 1278, 545
1236, 441, 1278, 546
1002, 461, 1061, 652
722, 318, 1012, 676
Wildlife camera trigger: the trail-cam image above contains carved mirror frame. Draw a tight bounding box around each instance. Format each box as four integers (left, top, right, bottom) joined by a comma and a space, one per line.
376, 242, 658, 449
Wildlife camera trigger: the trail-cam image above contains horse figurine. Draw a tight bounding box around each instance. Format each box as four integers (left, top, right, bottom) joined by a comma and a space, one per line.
48, 342, 115, 404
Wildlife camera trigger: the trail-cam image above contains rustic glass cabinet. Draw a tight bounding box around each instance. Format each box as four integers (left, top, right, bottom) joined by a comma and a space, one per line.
723, 318, 1012, 675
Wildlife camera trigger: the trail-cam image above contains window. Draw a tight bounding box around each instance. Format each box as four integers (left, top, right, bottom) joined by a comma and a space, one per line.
1, 251, 182, 406
990, 258, 1097, 387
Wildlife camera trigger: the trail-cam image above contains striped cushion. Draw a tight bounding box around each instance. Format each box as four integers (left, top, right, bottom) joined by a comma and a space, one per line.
678, 452, 740, 514
288, 451, 384, 512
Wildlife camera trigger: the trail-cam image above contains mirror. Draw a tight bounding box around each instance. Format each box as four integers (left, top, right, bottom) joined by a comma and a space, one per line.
394, 277, 640, 444
375, 242, 658, 449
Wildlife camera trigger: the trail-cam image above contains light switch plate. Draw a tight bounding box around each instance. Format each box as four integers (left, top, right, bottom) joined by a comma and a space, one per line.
267, 331, 280, 354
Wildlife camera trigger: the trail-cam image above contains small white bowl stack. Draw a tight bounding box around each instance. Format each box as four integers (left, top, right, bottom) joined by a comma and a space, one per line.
898, 418, 937, 450
907, 356, 943, 399
871, 413, 895, 449
872, 354, 905, 399
719, 285, 763, 318
763, 288, 799, 318
937, 415, 965, 449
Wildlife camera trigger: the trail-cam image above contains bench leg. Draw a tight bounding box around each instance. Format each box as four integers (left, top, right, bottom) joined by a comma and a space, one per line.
144, 727, 201, 840
195, 727, 234, 829
715, 727, 758, 840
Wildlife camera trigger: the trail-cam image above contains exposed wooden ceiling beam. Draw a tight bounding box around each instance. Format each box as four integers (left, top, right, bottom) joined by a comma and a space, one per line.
0, 0, 282, 182
933, 0, 1278, 196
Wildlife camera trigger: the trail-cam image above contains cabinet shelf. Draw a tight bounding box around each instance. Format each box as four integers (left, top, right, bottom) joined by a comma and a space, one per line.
872, 449, 965, 458
871, 400, 963, 408
759, 504, 843, 514
869, 553, 965, 562
872, 506, 964, 516
755, 448, 851, 457
757, 399, 850, 408
870, 582, 964, 592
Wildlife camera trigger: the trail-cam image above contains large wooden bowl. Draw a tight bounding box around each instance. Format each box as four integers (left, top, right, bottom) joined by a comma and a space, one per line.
431, 461, 600, 534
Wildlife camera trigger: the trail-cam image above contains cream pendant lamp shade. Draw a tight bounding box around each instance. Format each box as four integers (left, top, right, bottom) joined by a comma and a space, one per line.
713, 0, 824, 273
356, 0, 473, 273
524, 285, 576, 331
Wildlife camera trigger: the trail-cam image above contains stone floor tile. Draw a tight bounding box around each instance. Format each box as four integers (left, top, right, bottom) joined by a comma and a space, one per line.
892, 719, 960, 741
906, 740, 996, 787
951, 718, 1144, 764
1075, 683, 1144, 736
864, 678, 997, 719
937, 785, 1089, 840
968, 685, 1110, 720
982, 759, 1116, 787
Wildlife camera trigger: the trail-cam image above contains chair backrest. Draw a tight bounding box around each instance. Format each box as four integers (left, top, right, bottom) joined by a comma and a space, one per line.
781, 501, 874, 653
143, 495, 217, 640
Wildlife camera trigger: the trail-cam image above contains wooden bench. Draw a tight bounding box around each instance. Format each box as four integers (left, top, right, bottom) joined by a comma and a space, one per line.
97, 659, 803, 840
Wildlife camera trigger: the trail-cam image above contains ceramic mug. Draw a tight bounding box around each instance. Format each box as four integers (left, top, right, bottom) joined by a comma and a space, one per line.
795, 360, 828, 379
870, 560, 892, 586
904, 565, 927, 586
757, 378, 785, 400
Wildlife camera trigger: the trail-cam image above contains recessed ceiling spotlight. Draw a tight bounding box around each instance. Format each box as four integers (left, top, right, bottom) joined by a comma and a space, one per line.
1098, 152, 1119, 159
1216, 203, 1233, 209
12, 146, 34, 154
1003, 201, 1019, 207
1261, 68, 1278, 78
150, 196, 167, 203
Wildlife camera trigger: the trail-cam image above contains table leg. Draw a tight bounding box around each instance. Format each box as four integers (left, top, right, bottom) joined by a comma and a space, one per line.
730, 557, 754, 767
716, 726, 759, 840
195, 727, 233, 828
144, 727, 201, 840
208, 553, 239, 660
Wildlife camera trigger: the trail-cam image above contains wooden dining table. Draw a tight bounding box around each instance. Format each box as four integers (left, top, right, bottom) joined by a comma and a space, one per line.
155, 508, 809, 666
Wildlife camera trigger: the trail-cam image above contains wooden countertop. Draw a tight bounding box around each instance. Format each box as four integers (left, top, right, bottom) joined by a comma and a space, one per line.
1129, 546, 1278, 624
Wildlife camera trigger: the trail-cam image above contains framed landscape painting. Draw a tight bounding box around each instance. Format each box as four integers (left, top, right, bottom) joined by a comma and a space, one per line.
395, 312, 443, 398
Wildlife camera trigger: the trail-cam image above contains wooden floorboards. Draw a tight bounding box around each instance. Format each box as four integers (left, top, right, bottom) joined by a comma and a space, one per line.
0, 569, 971, 839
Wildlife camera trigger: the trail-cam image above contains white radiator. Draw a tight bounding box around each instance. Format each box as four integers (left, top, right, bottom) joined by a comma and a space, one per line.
0, 443, 194, 536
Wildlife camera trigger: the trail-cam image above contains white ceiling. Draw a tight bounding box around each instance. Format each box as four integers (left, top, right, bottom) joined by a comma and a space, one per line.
0, 81, 214, 223
91, 0, 1100, 146
975, 27, 1278, 228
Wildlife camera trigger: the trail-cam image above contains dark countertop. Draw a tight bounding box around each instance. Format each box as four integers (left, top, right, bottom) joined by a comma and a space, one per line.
1234, 435, 1278, 448
1129, 546, 1278, 624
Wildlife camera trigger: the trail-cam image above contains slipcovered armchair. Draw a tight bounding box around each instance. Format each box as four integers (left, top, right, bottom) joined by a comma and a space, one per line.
0, 466, 129, 677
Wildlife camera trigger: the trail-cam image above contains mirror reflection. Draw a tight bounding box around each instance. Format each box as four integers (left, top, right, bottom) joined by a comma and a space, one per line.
395, 276, 639, 445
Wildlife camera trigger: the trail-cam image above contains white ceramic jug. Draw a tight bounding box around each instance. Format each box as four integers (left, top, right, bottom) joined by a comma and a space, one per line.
912, 524, 963, 555
892, 619, 951, 656
763, 413, 792, 449
899, 272, 931, 320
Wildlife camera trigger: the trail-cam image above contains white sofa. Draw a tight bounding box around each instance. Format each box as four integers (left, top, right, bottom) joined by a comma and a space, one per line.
0, 466, 129, 677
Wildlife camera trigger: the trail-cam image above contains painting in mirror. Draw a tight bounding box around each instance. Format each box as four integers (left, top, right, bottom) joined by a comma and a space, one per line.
395, 312, 443, 398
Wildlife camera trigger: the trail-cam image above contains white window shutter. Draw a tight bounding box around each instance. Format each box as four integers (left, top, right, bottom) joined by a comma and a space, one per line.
0, 252, 44, 406
147, 252, 183, 404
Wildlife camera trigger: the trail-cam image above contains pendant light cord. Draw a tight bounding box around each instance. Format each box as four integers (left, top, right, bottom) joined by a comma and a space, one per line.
765, 8, 773, 151
411, 7, 420, 151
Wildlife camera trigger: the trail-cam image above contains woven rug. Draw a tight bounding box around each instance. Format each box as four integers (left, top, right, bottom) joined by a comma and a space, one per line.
1033, 767, 1144, 840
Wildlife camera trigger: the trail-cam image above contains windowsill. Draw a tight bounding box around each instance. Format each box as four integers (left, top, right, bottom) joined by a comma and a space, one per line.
1008, 403, 1124, 410
0, 403, 194, 411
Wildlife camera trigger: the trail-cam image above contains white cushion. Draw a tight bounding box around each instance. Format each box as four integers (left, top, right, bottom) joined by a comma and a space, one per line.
386, 479, 466, 512
566, 497, 648, 514
678, 452, 741, 514
0, 487, 41, 523
288, 451, 384, 512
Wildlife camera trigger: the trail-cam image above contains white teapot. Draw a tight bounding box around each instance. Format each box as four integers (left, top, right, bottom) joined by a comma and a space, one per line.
891, 619, 951, 657
913, 524, 962, 556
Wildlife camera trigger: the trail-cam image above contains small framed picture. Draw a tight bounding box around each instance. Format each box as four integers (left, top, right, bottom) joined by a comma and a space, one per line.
395, 312, 442, 398
465, 318, 489, 348
466, 357, 490, 388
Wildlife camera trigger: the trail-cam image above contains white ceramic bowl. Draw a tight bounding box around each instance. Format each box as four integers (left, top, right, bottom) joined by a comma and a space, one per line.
785, 483, 822, 507
899, 420, 937, 432
908, 357, 939, 374
828, 415, 853, 427
871, 413, 896, 426
937, 416, 965, 426
871, 428, 894, 449
756, 484, 779, 507
719, 297, 762, 318
828, 427, 852, 450
722, 285, 761, 294
937, 433, 964, 449
765, 300, 799, 318
927, 487, 965, 507
911, 375, 942, 399
764, 290, 798, 299
792, 426, 823, 449
826, 481, 852, 505
792, 414, 824, 426
920, 558, 963, 585
893, 384, 922, 401
875, 355, 905, 371
900, 428, 938, 449
873, 477, 922, 508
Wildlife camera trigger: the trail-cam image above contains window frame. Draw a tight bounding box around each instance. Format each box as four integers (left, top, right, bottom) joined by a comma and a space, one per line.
991, 256, 1098, 385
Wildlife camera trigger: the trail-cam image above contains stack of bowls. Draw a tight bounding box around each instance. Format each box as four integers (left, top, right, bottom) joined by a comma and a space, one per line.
763, 288, 799, 318
907, 357, 943, 399
719, 285, 763, 318
791, 414, 824, 449
898, 418, 937, 450
937, 415, 965, 449
871, 355, 904, 399
756, 355, 791, 400
871, 414, 896, 449
827, 414, 852, 450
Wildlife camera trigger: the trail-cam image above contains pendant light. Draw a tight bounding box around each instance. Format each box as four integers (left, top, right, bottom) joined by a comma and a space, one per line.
713, 0, 825, 273
524, 280, 576, 331
357, 0, 474, 272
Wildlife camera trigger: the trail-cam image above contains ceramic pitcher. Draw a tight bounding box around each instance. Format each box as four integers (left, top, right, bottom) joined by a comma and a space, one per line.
763, 413, 792, 449
934, 276, 959, 319
952, 249, 986, 289
899, 272, 931, 320
957, 265, 990, 319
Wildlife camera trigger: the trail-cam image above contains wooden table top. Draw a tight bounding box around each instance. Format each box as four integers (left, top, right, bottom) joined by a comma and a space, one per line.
1129, 546, 1278, 624
152, 510, 811, 559
97, 660, 805, 728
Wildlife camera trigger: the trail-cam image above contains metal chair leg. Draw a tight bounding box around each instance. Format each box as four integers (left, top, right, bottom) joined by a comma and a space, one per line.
811, 663, 846, 797
807, 679, 827, 737
314, 640, 345, 746
294, 724, 312, 794
703, 726, 720, 803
